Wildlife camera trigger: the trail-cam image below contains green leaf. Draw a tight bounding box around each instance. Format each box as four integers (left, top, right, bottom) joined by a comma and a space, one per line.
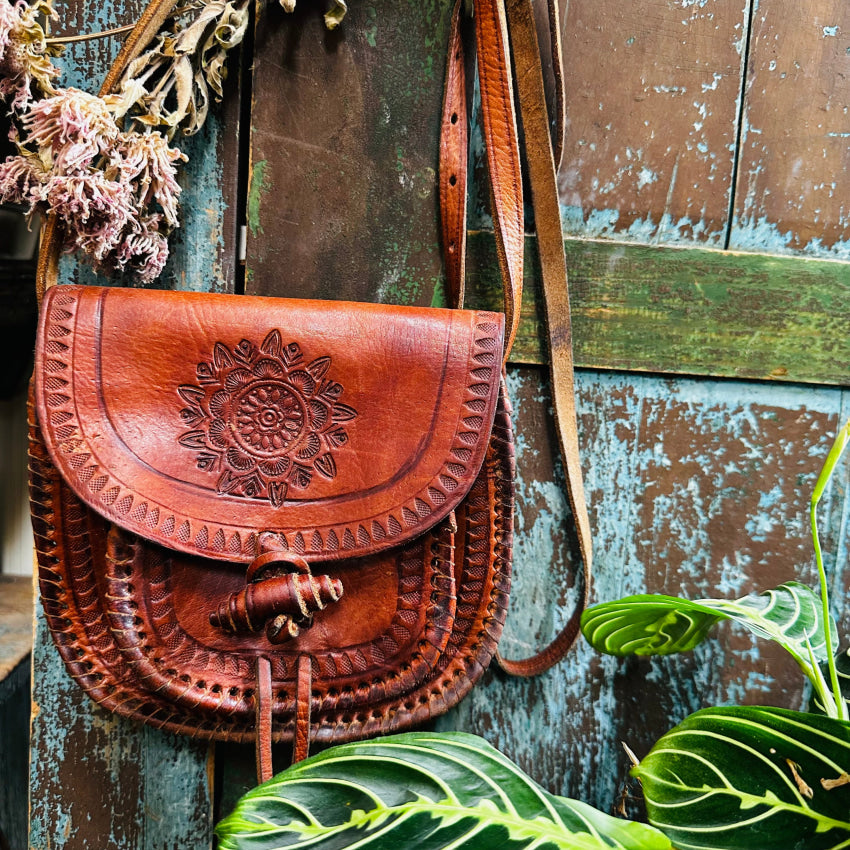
633, 706, 850, 850
581, 582, 837, 674
814, 648, 850, 714
215, 731, 671, 850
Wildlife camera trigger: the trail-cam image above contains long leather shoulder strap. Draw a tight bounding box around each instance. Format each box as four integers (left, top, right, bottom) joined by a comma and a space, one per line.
440, 0, 592, 675
495, 0, 592, 676
439, 0, 469, 310
474, 0, 524, 362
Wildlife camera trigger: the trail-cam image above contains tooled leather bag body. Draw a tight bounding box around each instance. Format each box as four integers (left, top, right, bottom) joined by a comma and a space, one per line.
30, 287, 513, 744
29, 0, 591, 761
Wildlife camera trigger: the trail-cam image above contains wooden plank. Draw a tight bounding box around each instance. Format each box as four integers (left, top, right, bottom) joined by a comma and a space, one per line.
438, 368, 847, 813
465, 232, 850, 386
243, 0, 453, 305
553, 0, 750, 246
729, 0, 850, 257
28, 1, 241, 846
1, 658, 30, 850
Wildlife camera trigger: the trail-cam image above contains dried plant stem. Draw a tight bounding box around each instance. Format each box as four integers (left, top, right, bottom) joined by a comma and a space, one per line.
46, 24, 137, 45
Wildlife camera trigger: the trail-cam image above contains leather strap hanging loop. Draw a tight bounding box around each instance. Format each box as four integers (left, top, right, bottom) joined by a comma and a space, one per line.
438, 0, 592, 674
494, 0, 591, 676
439, 0, 469, 309
474, 0, 525, 361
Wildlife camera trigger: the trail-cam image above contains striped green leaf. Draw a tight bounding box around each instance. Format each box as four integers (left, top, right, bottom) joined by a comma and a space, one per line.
215, 731, 671, 850
633, 706, 850, 850
581, 581, 836, 674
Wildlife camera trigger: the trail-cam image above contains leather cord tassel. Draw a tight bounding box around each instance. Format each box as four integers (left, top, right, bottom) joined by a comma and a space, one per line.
255, 656, 274, 784
292, 654, 313, 764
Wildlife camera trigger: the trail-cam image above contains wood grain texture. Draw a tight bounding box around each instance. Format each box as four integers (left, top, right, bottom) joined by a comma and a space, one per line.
465, 232, 850, 385
244, 0, 453, 305
30, 597, 215, 850
1, 658, 30, 850
729, 0, 850, 257
555, 0, 749, 246
28, 1, 240, 847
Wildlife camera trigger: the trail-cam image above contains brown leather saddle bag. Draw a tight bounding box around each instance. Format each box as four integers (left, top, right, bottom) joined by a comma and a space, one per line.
30, 285, 513, 747
29, 0, 591, 769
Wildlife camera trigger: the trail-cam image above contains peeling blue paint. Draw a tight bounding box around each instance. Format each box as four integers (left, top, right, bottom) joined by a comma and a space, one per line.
439, 368, 847, 812
560, 203, 727, 247
730, 215, 850, 259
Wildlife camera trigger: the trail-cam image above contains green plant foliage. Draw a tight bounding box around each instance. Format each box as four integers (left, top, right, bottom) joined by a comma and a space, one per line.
580, 581, 836, 674
216, 731, 671, 850
633, 706, 850, 850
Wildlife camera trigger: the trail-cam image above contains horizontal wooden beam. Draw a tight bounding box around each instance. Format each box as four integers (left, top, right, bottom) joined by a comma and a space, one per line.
464, 232, 850, 386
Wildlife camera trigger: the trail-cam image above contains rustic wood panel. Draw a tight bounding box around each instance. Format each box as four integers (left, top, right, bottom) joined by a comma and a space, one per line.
1, 658, 30, 850
244, 0, 453, 305
465, 233, 850, 384
438, 369, 849, 813
729, 0, 850, 256
28, 1, 242, 847
554, 0, 749, 245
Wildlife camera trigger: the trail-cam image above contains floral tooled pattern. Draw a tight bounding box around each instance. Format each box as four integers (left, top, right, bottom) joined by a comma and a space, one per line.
177, 331, 357, 507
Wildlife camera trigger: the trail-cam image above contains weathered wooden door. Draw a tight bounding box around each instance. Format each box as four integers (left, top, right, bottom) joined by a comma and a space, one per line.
29, 0, 850, 846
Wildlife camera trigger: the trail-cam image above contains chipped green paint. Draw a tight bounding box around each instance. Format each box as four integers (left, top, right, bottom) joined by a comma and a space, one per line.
465, 232, 850, 386
247, 159, 272, 238
364, 5, 378, 47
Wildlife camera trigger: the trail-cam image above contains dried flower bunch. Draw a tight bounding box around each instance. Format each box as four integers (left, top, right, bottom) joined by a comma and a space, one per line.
0, 0, 346, 282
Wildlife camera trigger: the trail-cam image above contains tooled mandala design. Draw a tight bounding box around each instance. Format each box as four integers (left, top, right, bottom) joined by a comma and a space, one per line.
177, 330, 357, 507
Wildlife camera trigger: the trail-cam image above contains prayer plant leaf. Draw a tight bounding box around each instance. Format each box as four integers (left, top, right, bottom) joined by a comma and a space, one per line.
581, 581, 836, 670
215, 731, 671, 850
633, 706, 850, 850
813, 648, 850, 713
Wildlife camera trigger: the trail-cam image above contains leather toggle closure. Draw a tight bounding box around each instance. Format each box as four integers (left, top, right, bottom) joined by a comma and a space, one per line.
209, 534, 343, 644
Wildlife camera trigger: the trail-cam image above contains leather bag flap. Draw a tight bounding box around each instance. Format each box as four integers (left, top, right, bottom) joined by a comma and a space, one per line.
35, 286, 504, 563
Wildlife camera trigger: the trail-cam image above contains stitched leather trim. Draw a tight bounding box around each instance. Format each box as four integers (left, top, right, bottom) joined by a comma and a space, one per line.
34, 285, 505, 564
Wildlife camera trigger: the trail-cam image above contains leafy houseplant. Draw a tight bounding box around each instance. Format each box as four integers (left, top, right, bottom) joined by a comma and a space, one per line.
216, 422, 850, 850
581, 418, 850, 849
215, 731, 672, 850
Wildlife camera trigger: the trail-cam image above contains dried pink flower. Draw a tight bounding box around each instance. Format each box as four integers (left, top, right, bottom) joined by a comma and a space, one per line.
23, 88, 119, 169
109, 130, 185, 227
1, 86, 184, 279
107, 215, 170, 283
0, 150, 48, 206
0, 0, 60, 112
46, 171, 134, 260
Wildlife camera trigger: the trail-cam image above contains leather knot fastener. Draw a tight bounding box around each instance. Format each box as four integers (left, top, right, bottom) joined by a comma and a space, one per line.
209, 533, 343, 644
